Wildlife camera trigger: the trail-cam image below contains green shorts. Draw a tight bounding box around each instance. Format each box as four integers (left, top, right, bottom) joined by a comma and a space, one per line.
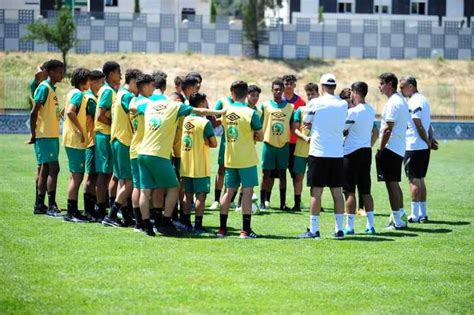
65, 147, 86, 173
138, 154, 179, 189
218, 136, 226, 166
293, 156, 308, 175
111, 139, 132, 180
262, 142, 289, 170
34, 137, 59, 165
130, 158, 140, 189
183, 177, 211, 194
85, 146, 96, 174
225, 166, 258, 188
95, 132, 113, 174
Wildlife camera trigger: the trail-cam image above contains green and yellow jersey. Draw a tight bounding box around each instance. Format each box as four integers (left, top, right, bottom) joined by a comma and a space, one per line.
95, 82, 117, 135
110, 86, 134, 146
84, 90, 97, 148
33, 79, 61, 138
293, 107, 310, 158
260, 100, 294, 148
62, 88, 87, 149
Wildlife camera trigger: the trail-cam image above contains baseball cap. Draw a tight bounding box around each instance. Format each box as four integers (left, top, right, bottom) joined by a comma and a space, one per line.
320, 73, 337, 86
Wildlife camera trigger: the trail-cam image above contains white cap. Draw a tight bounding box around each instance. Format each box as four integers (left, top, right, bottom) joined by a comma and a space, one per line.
320, 73, 337, 86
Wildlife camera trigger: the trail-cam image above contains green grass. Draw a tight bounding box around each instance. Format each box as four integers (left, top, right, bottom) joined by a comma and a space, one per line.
0, 134, 473, 313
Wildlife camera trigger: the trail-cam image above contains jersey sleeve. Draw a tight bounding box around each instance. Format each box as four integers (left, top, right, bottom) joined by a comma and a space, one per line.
203, 121, 215, 139
33, 84, 49, 105
121, 92, 134, 113
410, 99, 423, 120
215, 99, 223, 110
98, 89, 113, 110
177, 103, 193, 117
384, 100, 398, 123
70, 90, 83, 108
294, 108, 303, 123
251, 111, 262, 130
344, 108, 357, 130
86, 98, 96, 117
136, 103, 147, 115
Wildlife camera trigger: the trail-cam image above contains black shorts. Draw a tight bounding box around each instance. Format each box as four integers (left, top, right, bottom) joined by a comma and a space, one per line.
375, 148, 403, 182
288, 143, 296, 178
404, 149, 430, 179
307, 156, 344, 188
343, 148, 372, 194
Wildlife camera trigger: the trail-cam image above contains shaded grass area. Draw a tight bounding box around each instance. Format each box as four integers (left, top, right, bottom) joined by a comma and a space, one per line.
0, 135, 473, 313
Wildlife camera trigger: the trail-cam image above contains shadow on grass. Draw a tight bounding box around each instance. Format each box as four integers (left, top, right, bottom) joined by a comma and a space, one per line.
345, 236, 395, 242
378, 231, 419, 238
422, 220, 471, 226
405, 227, 452, 234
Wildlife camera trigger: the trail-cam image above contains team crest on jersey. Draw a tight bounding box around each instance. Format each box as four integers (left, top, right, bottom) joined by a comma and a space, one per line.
271, 112, 286, 119
226, 113, 240, 122
184, 122, 195, 130
152, 102, 167, 112
227, 126, 239, 142
149, 116, 162, 131
183, 135, 193, 151
271, 122, 284, 136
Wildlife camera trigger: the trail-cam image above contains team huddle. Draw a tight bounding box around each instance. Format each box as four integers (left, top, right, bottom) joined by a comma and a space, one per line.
28, 59, 438, 239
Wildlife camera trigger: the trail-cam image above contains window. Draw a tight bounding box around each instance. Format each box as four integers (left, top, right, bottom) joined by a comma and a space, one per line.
411, 1, 426, 15
374, 5, 389, 14
338, 1, 353, 13
105, 0, 118, 7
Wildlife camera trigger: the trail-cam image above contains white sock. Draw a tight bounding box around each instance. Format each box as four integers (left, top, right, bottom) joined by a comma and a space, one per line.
419, 202, 427, 218
366, 211, 374, 228
399, 208, 406, 216
346, 214, 355, 230
392, 210, 403, 226
309, 215, 319, 234
335, 213, 344, 232
410, 202, 420, 219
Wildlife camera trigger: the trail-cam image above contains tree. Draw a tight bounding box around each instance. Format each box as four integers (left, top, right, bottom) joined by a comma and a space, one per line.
23, 7, 77, 72
134, 0, 140, 14
242, 0, 282, 57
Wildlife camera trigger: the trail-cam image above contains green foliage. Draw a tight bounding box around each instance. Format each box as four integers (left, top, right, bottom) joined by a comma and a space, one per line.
134, 0, 140, 14
318, 5, 324, 24
211, 0, 217, 23
23, 8, 76, 71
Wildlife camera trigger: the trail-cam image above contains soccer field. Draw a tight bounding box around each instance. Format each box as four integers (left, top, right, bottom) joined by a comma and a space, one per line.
0, 134, 473, 313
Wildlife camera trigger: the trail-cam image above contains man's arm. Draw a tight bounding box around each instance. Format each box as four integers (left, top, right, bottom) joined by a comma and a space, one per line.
428, 125, 439, 150
379, 122, 393, 151
28, 103, 41, 144
97, 90, 112, 125
371, 126, 379, 147
413, 118, 430, 148
66, 104, 86, 143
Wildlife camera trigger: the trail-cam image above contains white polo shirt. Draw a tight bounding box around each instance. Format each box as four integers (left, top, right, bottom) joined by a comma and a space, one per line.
380, 92, 410, 157
343, 103, 375, 155
304, 94, 348, 158
406, 92, 431, 151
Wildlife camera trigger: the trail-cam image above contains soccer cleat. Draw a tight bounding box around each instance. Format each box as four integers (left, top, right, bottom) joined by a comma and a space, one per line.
334, 230, 345, 240
157, 224, 182, 237
298, 229, 320, 239
230, 201, 237, 209
33, 204, 48, 215
120, 209, 135, 228
209, 201, 221, 210
259, 202, 267, 211
385, 223, 407, 230
343, 228, 355, 235
264, 201, 270, 209
193, 227, 209, 235
280, 205, 292, 211
388, 213, 394, 226
216, 227, 228, 238
84, 209, 101, 223
239, 230, 258, 239
173, 220, 193, 232
47, 204, 63, 218
407, 215, 420, 223
291, 205, 302, 212
419, 216, 429, 223
64, 211, 89, 223
365, 227, 376, 235
102, 216, 123, 227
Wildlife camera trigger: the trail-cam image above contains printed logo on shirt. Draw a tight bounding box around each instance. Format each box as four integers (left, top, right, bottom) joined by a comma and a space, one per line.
227, 126, 239, 142
271, 121, 285, 136
226, 113, 240, 122
184, 121, 195, 131
182, 135, 193, 151
271, 112, 286, 119
149, 116, 162, 131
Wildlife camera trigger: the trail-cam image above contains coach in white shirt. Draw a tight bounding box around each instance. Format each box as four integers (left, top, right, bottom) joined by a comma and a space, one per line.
376, 72, 410, 229
298, 73, 348, 240
399, 76, 438, 223
342, 81, 378, 235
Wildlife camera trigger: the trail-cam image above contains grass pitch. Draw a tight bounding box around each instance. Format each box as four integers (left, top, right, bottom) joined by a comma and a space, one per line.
0, 135, 473, 313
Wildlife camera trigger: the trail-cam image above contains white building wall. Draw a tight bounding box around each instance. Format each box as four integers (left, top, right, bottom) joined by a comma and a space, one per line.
446, 0, 464, 18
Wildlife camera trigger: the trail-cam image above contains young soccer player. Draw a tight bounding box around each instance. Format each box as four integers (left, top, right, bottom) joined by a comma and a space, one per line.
170, 75, 185, 102
180, 92, 217, 233
259, 79, 294, 211
62, 68, 92, 222
94, 61, 121, 219
102, 68, 141, 227
29, 59, 64, 217
304, 83, 319, 101
29, 64, 47, 109
218, 81, 263, 238
83, 70, 105, 221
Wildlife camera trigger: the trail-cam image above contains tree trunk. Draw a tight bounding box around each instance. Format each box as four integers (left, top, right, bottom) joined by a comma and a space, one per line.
62, 50, 68, 74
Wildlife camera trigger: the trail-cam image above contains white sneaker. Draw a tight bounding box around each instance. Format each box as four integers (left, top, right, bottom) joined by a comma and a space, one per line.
209, 201, 221, 210
235, 206, 242, 212
251, 193, 258, 202
265, 201, 270, 208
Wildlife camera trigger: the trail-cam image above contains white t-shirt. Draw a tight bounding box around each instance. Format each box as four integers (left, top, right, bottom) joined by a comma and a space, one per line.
343, 103, 375, 155
304, 94, 348, 158
406, 92, 431, 151
380, 92, 410, 157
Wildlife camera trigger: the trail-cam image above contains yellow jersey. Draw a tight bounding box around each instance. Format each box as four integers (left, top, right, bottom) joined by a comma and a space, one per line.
62, 88, 87, 149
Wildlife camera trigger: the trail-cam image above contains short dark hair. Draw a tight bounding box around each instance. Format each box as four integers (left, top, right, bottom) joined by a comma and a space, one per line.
102, 61, 120, 77
70, 68, 91, 89
189, 92, 207, 108
174, 75, 184, 86
136, 74, 154, 89
248, 84, 261, 94
272, 78, 284, 89
351, 81, 368, 98
282, 74, 297, 83
182, 76, 199, 90
125, 69, 142, 84
379, 72, 398, 89
401, 76, 417, 89
186, 71, 202, 83
230, 81, 248, 99
339, 88, 351, 101
90, 70, 105, 81
153, 71, 167, 90
304, 82, 319, 92
44, 59, 64, 72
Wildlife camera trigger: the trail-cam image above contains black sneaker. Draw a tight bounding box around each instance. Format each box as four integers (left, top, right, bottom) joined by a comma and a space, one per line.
193, 227, 210, 235
240, 230, 258, 239
291, 205, 302, 212
64, 211, 89, 223
419, 216, 429, 223
33, 204, 47, 215
298, 228, 321, 239
280, 205, 292, 211
102, 216, 123, 227
334, 230, 345, 240
84, 209, 101, 223
96, 205, 107, 221
157, 224, 182, 237
47, 204, 63, 218
121, 209, 135, 228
